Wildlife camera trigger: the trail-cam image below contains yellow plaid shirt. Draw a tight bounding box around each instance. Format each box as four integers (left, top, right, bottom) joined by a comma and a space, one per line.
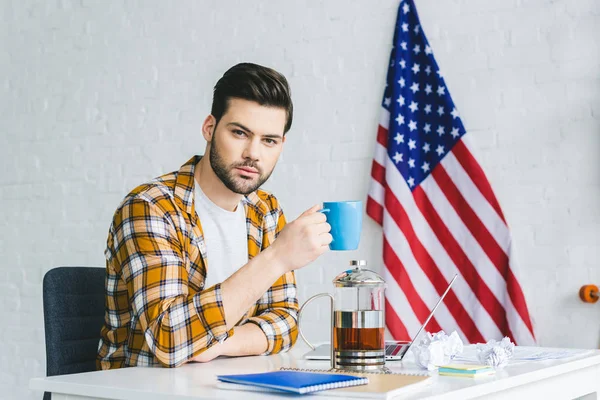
97, 156, 298, 369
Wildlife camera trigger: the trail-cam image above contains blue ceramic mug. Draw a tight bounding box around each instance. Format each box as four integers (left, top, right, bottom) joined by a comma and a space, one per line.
321, 201, 363, 251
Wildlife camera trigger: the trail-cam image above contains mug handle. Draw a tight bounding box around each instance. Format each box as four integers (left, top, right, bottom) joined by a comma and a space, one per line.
297, 292, 336, 370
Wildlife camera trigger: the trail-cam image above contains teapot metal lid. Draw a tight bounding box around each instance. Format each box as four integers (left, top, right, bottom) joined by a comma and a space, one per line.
333, 260, 386, 287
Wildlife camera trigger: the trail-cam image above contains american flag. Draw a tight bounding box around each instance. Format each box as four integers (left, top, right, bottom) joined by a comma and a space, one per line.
367, 0, 536, 345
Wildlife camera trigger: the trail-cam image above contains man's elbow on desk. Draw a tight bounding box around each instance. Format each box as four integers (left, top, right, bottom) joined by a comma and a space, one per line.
191, 323, 269, 363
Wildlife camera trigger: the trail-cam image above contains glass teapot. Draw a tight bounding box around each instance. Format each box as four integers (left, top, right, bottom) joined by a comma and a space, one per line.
298, 259, 387, 371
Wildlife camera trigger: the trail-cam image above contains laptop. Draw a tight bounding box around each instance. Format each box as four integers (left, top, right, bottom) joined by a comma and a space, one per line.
303, 274, 458, 361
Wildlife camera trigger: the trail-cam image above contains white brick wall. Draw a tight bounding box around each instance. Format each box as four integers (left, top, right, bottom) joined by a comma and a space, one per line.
2, 0, 599, 398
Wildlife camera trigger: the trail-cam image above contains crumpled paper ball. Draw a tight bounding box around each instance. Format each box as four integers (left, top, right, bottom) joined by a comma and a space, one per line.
476, 337, 515, 368
411, 331, 464, 370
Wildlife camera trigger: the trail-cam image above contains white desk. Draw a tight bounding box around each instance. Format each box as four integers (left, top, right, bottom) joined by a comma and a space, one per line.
31, 343, 600, 400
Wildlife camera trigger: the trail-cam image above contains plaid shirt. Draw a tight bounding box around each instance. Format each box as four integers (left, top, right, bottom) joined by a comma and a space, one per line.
97, 156, 298, 369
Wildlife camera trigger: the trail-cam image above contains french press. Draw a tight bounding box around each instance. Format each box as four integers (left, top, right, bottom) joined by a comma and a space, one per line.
298, 259, 387, 371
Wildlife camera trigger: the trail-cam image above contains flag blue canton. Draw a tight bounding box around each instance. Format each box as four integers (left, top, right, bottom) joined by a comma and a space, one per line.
382, 0, 467, 190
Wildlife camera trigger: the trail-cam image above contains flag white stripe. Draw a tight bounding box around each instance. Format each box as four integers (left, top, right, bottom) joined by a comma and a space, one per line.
383, 265, 421, 339
507, 255, 537, 345
379, 108, 390, 130
368, 179, 385, 206
422, 168, 511, 310
382, 208, 468, 343
437, 153, 536, 344
455, 136, 536, 344
374, 143, 388, 167
384, 156, 500, 340
440, 151, 510, 252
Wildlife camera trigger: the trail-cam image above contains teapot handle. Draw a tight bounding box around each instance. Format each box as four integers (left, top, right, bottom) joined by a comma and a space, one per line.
297, 293, 335, 369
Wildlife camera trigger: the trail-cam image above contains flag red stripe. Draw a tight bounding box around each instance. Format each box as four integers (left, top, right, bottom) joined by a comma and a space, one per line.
383, 238, 442, 334
432, 163, 535, 337
377, 125, 388, 147
452, 140, 506, 223
385, 298, 410, 341
385, 185, 485, 343
431, 165, 508, 277
412, 181, 511, 338
366, 196, 384, 225
371, 160, 385, 186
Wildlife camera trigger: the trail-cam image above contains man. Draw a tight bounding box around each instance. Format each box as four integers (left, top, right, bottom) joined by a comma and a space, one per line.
97, 63, 332, 369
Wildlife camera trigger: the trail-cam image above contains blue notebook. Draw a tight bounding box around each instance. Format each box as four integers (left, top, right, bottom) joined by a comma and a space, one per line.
216, 371, 369, 395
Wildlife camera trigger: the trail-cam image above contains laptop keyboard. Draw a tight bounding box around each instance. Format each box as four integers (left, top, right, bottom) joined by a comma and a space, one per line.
386, 344, 404, 356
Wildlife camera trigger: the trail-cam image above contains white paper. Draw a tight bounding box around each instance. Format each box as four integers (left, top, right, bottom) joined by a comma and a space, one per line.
411, 331, 464, 370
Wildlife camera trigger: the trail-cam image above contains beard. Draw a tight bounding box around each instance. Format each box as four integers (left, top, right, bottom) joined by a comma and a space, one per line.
209, 134, 274, 195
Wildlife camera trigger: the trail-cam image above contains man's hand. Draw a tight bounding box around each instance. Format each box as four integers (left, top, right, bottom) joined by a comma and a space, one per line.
269, 204, 332, 272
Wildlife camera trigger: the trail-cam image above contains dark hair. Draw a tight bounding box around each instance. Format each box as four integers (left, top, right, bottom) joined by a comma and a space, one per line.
211, 63, 293, 134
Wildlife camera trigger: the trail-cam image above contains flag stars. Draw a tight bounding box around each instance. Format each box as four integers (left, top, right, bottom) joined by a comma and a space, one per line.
451, 127, 460, 138
408, 101, 418, 113
397, 95, 405, 106
437, 126, 445, 136
451, 108, 459, 119
384, 97, 391, 107
437, 85, 446, 96
400, 41, 407, 50
396, 113, 405, 126
413, 24, 420, 34
425, 65, 432, 75
424, 123, 431, 133
436, 145, 445, 156
421, 162, 430, 173
424, 104, 432, 114
402, 23, 409, 32
410, 83, 419, 93
402, 2, 410, 13
408, 158, 416, 168
425, 45, 432, 55
437, 106, 445, 116
413, 44, 421, 54
411, 63, 420, 74
394, 133, 404, 144
407, 177, 415, 187
423, 142, 431, 153
408, 139, 416, 150
393, 152, 404, 164
424, 84, 432, 95
408, 120, 417, 131
398, 77, 406, 87
399, 59, 406, 69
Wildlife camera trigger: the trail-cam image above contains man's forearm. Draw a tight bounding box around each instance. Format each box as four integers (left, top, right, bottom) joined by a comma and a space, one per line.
220, 246, 286, 330
191, 323, 267, 362
221, 323, 268, 356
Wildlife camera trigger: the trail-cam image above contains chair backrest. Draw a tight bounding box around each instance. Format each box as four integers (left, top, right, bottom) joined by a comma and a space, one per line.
42, 267, 106, 379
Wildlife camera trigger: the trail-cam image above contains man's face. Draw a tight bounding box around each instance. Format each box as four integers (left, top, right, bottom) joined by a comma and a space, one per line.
207, 98, 286, 195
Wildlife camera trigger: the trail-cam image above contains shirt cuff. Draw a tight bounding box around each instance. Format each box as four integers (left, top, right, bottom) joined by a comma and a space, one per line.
245, 316, 277, 355
193, 283, 230, 344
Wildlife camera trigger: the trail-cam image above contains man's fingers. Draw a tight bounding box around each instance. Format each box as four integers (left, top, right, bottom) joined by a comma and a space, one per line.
301, 211, 327, 225
299, 204, 323, 218
320, 233, 333, 246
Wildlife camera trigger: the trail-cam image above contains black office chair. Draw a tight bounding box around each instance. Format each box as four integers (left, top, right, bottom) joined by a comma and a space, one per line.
42, 267, 106, 400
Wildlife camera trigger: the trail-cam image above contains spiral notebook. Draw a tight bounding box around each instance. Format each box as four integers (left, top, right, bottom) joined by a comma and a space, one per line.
218, 368, 432, 399
217, 371, 368, 394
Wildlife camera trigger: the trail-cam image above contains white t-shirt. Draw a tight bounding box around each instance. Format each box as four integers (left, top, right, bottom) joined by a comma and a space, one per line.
194, 181, 249, 289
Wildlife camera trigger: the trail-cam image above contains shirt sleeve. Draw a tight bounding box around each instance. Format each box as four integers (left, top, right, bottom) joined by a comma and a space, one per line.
109, 195, 233, 367
245, 201, 299, 354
